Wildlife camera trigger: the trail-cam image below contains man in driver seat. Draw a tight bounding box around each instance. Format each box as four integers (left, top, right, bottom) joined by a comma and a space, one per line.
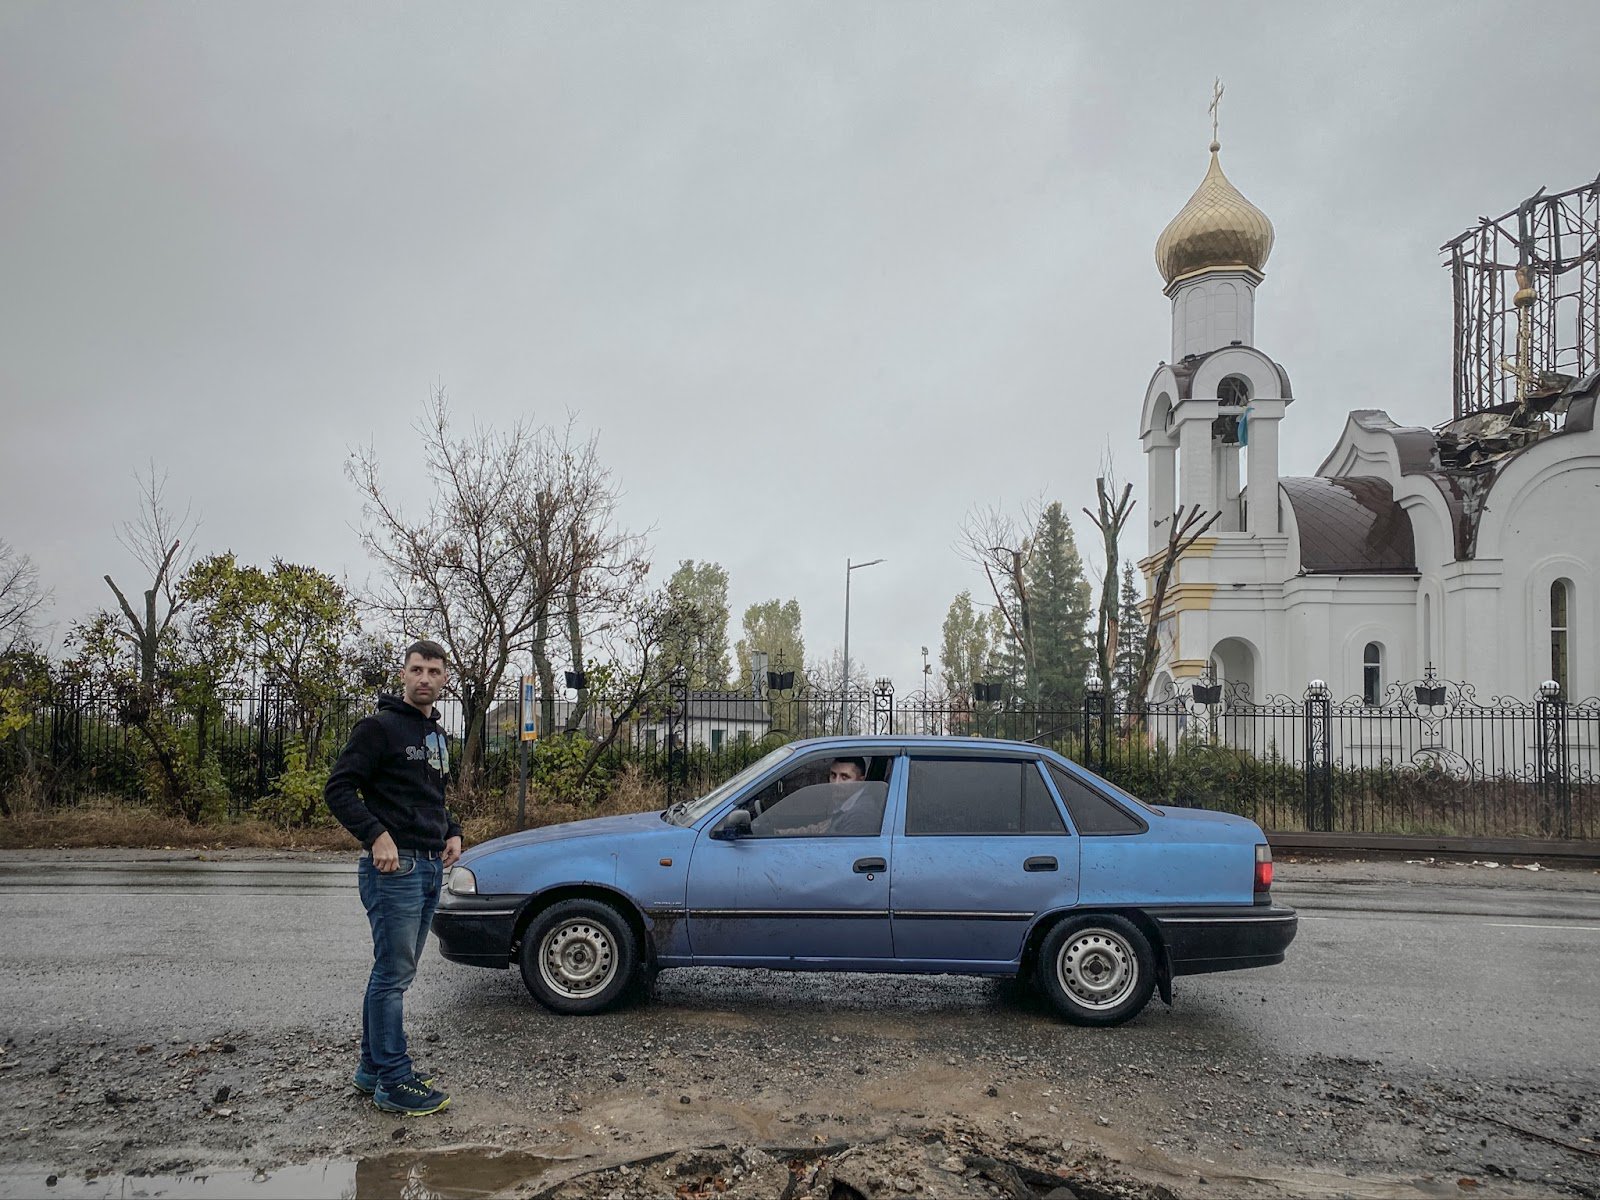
821, 756, 880, 835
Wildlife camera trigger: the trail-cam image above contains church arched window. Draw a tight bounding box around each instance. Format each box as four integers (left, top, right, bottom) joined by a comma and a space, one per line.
1362, 642, 1383, 705
1218, 374, 1250, 408
1551, 580, 1571, 696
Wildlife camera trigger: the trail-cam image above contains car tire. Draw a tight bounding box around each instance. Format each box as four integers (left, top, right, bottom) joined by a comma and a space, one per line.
518, 898, 640, 1015
1036, 914, 1156, 1027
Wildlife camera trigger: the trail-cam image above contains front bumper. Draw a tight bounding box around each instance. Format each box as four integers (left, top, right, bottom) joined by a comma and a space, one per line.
431, 894, 523, 968
1149, 903, 1298, 976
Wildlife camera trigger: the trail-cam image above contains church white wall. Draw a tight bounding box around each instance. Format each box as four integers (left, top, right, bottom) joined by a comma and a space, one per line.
1169, 272, 1258, 360
1474, 433, 1600, 698
1280, 575, 1420, 700
1396, 488, 1455, 574
1189, 346, 1283, 403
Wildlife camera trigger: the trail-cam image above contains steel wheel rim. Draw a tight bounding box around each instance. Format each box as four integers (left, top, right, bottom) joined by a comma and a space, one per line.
1057, 929, 1137, 1009
538, 920, 617, 998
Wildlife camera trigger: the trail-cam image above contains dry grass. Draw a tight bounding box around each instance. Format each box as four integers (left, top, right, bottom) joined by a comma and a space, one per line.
0, 805, 356, 851
461, 762, 669, 843
1, 764, 672, 851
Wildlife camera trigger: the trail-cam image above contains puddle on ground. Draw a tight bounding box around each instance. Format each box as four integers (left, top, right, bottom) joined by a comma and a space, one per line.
0, 1147, 555, 1200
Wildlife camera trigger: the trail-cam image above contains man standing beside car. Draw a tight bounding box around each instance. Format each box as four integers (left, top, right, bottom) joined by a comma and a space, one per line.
325, 640, 463, 1116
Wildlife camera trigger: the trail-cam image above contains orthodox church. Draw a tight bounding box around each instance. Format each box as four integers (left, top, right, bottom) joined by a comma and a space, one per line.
1137, 136, 1600, 705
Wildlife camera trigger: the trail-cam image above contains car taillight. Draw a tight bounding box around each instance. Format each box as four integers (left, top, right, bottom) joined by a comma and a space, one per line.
1254, 843, 1273, 893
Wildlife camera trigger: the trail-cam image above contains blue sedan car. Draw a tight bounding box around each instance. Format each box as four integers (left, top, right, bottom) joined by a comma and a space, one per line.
432, 737, 1296, 1026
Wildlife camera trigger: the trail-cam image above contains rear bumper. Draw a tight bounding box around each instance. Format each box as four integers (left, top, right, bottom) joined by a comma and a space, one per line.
431, 895, 522, 968
1149, 903, 1298, 976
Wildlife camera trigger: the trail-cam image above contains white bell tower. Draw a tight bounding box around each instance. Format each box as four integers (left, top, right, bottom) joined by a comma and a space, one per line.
1141, 94, 1288, 552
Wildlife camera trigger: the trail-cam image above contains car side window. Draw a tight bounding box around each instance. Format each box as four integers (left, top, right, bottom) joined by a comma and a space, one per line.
739, 755, 892, 838
1046, 764, 1146, 835
904, 758, 1068, 836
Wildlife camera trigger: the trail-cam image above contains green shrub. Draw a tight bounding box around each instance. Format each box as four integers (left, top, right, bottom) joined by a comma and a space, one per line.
530, 733, 609, 807
256, 742, 334, 829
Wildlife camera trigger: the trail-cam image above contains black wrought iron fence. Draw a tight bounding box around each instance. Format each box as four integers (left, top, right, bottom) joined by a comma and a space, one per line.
5, 675, 1595, 841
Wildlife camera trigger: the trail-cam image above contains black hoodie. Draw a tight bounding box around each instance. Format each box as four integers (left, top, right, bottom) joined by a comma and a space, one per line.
324, 694, 463, 851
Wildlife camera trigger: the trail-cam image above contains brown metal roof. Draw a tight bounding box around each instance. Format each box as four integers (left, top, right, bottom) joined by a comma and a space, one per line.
1282, 477, 1417, 574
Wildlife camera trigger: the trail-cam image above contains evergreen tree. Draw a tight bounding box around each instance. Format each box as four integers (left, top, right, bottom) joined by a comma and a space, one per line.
1025, 502, 1093, 713
1114, 563, 1147, 699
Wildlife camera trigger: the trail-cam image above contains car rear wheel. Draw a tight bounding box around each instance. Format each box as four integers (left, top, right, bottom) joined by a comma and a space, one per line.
1037, 915, 1156, 1027
518, 898, 639, 1015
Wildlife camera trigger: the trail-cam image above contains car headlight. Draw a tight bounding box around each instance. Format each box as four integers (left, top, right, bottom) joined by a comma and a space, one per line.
445, 866, 477, 896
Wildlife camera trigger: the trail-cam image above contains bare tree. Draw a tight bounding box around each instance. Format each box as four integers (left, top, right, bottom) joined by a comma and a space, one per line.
1083, 456, 1220, 729
1083, 476, 1135, 727
101, 466, 197, 693
556, 582, 715, 802
349, 391, 645, 783
0, 538, 51, 656
518, 421, 649, 738
1129, 504, 1219, 707
958, 500, 1043, 710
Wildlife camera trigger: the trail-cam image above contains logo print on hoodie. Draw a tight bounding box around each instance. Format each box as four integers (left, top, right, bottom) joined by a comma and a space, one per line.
424, 731, 450, 775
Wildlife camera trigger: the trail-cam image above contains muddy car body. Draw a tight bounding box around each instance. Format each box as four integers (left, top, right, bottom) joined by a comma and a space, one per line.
433, 736, 1296, 1025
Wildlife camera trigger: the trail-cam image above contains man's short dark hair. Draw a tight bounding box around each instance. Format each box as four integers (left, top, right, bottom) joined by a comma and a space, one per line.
832, 756, 867, 776
404, 639, 448, 666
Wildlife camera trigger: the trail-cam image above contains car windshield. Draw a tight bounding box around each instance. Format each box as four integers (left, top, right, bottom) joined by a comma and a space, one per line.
661, 744, 797, 826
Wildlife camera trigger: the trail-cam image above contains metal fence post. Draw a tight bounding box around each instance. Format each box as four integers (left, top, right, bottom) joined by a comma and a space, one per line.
873, 679, 894, 736
1536, 680, 1571, 839
1083, 675, 1104, 776
666, 668, 688, 805
253, 680, 272, 800
47, 684, 83, 806
1303, 680, 1332, 832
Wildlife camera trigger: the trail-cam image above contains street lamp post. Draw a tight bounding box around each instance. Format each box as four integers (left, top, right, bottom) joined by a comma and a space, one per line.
842, 556, 885, 733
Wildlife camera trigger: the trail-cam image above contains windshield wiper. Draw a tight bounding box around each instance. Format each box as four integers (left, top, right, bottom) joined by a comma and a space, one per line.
663, 801, 690, 825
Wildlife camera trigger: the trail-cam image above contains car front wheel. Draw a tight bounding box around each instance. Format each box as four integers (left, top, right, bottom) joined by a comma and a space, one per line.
518, 898, 639, 1015
1037, 915, 1156, 1027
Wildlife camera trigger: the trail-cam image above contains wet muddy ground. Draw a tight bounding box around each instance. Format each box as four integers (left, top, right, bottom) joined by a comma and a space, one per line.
1, 853, 1598, 1198
3, 991, 1596, 1198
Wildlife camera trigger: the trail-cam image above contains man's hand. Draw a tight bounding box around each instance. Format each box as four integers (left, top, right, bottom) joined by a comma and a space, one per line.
443, 835, 463, 869
370, 831, 400, 873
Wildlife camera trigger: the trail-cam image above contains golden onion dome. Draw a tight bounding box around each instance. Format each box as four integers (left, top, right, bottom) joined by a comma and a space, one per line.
1155, 143, 1275, 286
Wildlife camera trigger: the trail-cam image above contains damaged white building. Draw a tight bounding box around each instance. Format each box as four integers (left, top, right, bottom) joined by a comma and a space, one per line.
1138, 146, 1600, 705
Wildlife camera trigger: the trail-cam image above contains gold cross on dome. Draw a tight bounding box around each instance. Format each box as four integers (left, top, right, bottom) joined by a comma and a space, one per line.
1209, 78, 1225, 148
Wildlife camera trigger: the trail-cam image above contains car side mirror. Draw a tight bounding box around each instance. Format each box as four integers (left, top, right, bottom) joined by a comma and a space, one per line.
711, 809, 753, 840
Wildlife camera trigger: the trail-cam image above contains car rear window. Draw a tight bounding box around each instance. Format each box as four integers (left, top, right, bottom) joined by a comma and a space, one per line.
1046, 765, 1146, 835
905, 758, 1068, 836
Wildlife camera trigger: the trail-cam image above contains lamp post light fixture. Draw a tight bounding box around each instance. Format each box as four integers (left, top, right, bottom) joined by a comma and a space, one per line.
842, 556, 885, 733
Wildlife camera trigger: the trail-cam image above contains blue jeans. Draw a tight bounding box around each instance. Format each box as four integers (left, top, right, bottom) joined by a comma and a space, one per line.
357, 852, 443, 1087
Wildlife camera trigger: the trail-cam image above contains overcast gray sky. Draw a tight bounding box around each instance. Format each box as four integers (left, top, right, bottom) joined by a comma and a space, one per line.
4, 1, 1598, 691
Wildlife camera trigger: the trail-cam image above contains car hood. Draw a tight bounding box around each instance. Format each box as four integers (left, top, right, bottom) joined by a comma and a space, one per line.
464, 810, 670, 859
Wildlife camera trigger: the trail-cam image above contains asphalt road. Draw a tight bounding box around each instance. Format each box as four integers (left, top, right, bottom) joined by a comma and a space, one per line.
1, 855, 1596, 1081
2, 852, 1599, 1197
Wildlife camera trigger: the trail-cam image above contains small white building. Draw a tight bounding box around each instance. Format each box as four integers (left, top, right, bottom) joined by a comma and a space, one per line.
632, 690, 772, 753
1137, 141, 1600, 706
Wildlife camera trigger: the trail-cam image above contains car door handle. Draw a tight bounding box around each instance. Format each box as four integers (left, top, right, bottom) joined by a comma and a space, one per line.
853, 857, 886, 874
1023, 856, 1058, 872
